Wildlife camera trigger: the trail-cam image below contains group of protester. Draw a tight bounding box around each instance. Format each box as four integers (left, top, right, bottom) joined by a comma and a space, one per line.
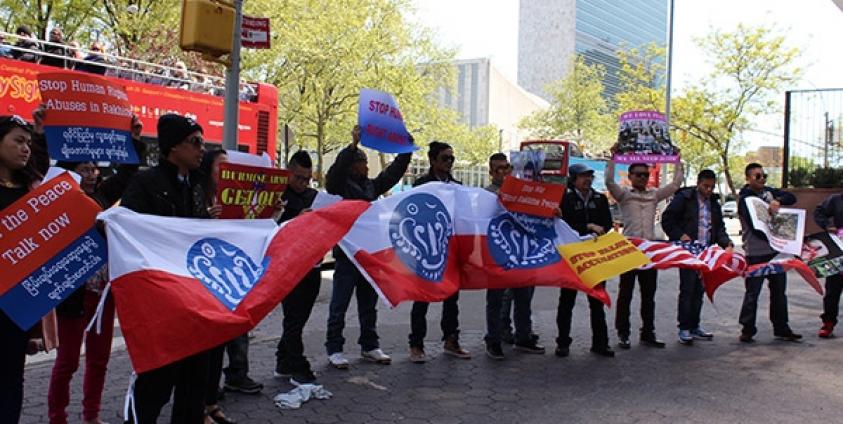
0, 26, 258, 100
1, 110, 842, 424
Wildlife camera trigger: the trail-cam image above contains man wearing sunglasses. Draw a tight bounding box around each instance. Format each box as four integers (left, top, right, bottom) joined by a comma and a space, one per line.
606, 143, 684, 349
737, 162, 799, 343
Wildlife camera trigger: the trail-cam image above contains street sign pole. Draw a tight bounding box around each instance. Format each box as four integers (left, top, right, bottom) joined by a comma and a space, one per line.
223, 0, 244, 150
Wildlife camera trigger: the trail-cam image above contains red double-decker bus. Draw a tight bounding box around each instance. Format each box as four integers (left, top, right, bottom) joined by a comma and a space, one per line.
0, 57, 278, 163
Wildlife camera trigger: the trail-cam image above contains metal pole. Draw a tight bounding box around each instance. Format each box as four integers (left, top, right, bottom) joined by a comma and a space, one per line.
782, 91, 791, 188
665, 0, 675, 126
223, 0, 244, 150
825, 111, 831, 168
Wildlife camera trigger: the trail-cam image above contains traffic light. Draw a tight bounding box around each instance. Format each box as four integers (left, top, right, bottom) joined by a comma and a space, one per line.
180, 0, 235, 57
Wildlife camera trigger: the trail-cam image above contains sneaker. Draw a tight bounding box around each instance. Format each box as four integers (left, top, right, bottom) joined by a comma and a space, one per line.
739, 333, 755, 343
290, 369, 317, 385
501, 330, 515, 345
443, 335, 471, 359
362, 348, 392, 364
678, 330, 694, 345
328, 352, 350, 369
617, 337, 631, 349
224, 376, 263, 394
485, 342, 504, 360
554, 345, 570, 357
819, 322, 835, 338
273, 363, 292, 378
514, 340, 545, 354
640, 336, 666, 348
408, 346, 428, 363
691, 327, 714, 340
774, 331, 803, 342
590, 346, 615, 358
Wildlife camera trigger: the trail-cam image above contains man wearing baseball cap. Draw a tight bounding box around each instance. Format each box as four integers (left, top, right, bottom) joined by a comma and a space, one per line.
120, 113, 210, 423
555, 163, 614, 358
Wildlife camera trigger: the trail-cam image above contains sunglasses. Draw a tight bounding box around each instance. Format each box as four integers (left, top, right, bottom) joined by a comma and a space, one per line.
631, 172, 650, 178
184, 135, 204, 147
0, 115, 32, 131
438, 154, 455, 162
753, 173, 767, 180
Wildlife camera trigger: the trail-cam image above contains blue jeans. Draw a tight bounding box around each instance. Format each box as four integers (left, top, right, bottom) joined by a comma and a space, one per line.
739, 272, 790, 336
485, 288, 533, 344
325, 250, 379, 355
677, 269, 705, 331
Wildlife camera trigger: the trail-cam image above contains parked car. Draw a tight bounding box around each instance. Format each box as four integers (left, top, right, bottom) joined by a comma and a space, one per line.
722, 200, 737, 219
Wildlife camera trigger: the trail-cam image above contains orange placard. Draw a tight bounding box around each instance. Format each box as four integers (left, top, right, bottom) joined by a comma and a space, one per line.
0, 173, 101, 296
498, 175, 565, 218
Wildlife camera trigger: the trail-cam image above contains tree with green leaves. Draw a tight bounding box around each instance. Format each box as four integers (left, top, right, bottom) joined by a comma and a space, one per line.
518, 56, 615, 154
671, 24, 801, 195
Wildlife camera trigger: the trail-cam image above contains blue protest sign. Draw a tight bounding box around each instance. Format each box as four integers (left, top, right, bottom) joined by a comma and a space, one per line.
357, 88, 417, 154
0, 228, 107, 330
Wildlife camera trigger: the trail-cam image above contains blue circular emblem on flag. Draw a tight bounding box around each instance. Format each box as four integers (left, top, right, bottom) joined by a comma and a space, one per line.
186, 238, 269, 310
388, 193, 454, 281
487, 212, 560, 270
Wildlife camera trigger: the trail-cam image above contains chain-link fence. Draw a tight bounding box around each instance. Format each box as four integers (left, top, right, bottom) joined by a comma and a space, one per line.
783, 88, 843, 187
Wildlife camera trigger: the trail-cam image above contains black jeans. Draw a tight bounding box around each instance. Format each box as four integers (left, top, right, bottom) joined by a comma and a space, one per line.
206, 345, 225, 405
408, 293, 460, 348
223, 334, 250, 383
325, 250, 379, 354
277, 268, 321, 372
822, 273, 843, 325
677, 269, 705, 331
556, 287, 608, 350
485, 288, 533, 344
615, 269, 658, 339
0, 311, 28, 424
739, 273, 790, 336
129, 350, 210, 424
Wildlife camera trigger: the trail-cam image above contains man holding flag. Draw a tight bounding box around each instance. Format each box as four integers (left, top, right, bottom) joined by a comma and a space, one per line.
661, 169, 732, 345
737, 163, 800, 343
323, 125, 412, 369
606, 143, 683, 349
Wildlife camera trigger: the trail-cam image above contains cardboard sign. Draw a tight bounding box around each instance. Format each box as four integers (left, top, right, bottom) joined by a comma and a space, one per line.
357, 88, 417, 154
38, 72, 138, 163
216, 162, 289, 219
0, 173, 104, 329
241, 16, 271, 49
498, 175, 565, 218
613, 110, 678, 164
558, 232, 651, 288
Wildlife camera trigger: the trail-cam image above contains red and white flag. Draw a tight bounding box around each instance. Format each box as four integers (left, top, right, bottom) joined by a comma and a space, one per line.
99, 200, 367, 373
338, 183, 608, 307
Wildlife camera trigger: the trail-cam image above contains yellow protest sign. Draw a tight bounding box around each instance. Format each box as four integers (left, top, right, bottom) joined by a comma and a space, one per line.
558, 232, 651, 288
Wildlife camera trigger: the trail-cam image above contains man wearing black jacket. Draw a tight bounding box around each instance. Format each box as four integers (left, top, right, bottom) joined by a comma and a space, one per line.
555, 163, 614, 358
736, 162, 800, 343
407, 141, 470, 363
323, 125, 412, 369
120, 114, 209, 424
274, 151, 322, 383
814, 192, 843, 338
661, 169, 732, 345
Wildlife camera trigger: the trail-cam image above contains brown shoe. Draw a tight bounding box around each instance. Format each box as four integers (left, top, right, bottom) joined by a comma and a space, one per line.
443, 335, 471, 359
409, 346, 428, 363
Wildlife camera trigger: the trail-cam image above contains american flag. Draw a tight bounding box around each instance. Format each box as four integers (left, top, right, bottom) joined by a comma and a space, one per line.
628, 239, 731, 272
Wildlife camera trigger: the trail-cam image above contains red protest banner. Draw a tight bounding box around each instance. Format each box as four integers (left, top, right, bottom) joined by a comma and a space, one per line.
241, 16, 271, 49
38, 71, 138, 163
498, 175, 565, 218
216, 162, 289, 219
0, 173, 101, 296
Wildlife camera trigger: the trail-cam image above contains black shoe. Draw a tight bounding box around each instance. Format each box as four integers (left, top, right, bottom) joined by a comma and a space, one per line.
290, 369, 317, 385
514, 340, 546, 354
530, 333, 540, 343
590, 346, 615, 358
224, 376, 263, 394
501, 330, 515, 345
618, 337, 631, 349
774, 331, 803, 342
555, 345, 570, 357
486, 342, 505, 360
739, 333, 755, 343
273, 363, 292, 378
640, 337, 666, 348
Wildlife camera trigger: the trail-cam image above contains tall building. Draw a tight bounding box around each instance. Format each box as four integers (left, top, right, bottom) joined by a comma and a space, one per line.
518, 0, 668, 102
435, 58, 548, 151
